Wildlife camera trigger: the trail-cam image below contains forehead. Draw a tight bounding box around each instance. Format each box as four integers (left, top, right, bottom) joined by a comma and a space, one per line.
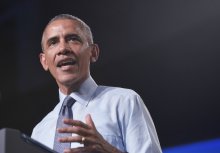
43, 19, 84, 40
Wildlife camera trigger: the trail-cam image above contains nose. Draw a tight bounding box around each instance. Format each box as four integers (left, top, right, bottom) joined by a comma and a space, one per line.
57, 41, 71, 55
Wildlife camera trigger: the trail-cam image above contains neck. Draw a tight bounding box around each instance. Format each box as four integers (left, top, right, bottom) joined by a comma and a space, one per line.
58, 76, 89, 95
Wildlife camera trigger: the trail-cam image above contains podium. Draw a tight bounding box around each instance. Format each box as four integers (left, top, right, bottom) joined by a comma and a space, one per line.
0, 128, 57, 153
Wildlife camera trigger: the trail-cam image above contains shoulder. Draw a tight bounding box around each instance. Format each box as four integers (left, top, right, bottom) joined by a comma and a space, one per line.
96, 85, 140, 98
32, 111, 53, 135
93, 85, 143, 108
96, 85, 138, 95
31, 103, 59, 138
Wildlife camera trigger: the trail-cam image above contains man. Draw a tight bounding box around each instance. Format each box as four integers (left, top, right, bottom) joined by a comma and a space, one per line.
31, 14, 162, 153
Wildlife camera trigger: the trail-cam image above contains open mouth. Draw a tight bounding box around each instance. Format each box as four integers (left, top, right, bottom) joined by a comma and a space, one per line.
57, 58, 77, 67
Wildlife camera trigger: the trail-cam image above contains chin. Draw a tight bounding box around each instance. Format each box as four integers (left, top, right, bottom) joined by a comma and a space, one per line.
57, 74, 84, 87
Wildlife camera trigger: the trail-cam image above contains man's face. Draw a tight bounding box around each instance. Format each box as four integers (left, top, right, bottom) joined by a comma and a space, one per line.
40, 19, 98, 91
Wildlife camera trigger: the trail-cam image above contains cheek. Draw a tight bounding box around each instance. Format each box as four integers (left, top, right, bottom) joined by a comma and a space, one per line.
44, 53, 56, 70
79, 53, 91, 67
45, 50, 56, 62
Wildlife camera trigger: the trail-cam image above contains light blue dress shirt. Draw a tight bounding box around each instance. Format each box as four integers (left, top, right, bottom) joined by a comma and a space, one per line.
31, 76, 162, 153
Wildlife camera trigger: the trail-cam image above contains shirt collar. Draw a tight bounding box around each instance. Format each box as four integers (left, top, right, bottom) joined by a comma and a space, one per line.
59, 76, 98, 106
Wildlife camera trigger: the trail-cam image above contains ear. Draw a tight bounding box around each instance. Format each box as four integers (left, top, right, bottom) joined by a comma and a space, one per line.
90, 44, 99, 63
39, 52, 49, 71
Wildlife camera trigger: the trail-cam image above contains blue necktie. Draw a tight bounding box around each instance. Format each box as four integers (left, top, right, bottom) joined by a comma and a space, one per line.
53, 96, 75, 153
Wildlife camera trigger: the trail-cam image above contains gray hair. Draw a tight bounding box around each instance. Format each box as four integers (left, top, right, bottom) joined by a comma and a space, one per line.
41, 14, 93, 50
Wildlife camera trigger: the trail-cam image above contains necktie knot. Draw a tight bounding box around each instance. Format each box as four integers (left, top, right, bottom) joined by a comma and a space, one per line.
61, 96, 75, 116
64, 96, 75, 108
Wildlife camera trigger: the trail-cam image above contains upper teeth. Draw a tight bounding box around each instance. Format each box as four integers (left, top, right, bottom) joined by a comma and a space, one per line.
58, 59, 75, 67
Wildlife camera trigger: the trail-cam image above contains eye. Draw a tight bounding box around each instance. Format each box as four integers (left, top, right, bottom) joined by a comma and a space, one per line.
48, 38, 58, 47
67, 36, 77, 42
66, 34, 82, 43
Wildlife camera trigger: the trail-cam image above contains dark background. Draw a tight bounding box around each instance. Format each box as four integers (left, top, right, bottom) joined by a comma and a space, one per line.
0, 0, 220, 149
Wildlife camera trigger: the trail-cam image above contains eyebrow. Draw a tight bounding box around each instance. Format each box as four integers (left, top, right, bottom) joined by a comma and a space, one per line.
46, 33, 83, 46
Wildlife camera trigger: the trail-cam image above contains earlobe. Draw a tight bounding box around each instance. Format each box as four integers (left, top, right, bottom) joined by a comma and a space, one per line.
91, 56, 97, 62
39, 52, 49, 71
90, 44, 100, 63
91, 58, 96, 62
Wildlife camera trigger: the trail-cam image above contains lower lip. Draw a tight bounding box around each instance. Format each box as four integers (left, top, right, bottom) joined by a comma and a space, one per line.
59, 65, 76, 71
